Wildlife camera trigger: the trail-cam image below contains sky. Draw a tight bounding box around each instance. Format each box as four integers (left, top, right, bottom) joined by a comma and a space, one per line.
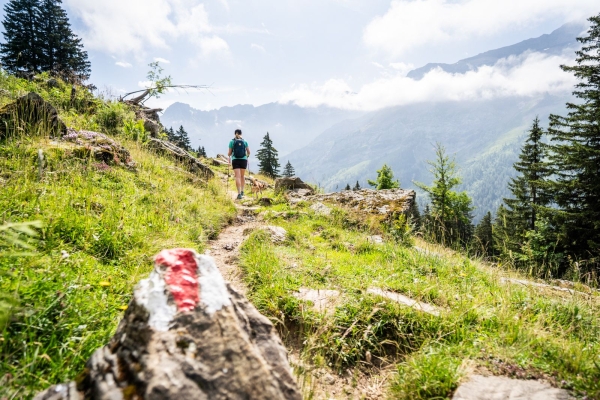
0, 0, 597, 111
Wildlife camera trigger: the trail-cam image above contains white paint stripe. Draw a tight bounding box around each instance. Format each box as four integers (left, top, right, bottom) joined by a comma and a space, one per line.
134, 270, 177, 331
195, 254, 232, 315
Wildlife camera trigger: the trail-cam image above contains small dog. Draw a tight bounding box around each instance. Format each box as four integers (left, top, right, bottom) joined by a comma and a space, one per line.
248, 176, 267, 198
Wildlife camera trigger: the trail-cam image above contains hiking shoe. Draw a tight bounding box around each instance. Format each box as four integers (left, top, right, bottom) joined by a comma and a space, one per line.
236, 193, 242, 200
241, 191, 245, 197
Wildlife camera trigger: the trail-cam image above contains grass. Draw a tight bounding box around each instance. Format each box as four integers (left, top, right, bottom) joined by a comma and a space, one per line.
239, 200, 600, 399
0, 75, 236, 398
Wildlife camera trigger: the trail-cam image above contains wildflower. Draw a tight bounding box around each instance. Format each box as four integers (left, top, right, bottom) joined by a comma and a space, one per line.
99, 281, 110, 287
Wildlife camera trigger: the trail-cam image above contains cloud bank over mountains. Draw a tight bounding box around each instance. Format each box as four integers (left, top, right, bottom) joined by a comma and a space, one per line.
363, 0, 596, 57
280, 51, 577, 111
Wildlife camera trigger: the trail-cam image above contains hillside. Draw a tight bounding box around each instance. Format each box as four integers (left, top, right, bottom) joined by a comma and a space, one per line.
1, 74, 599, 400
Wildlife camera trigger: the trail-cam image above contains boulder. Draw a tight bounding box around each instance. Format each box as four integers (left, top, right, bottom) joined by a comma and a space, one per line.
34, 249, 301, 400
452, 375, 572, 400
212, 158, 229, 167
263, 226, 288, 243
275, 177, 314, 193
308, 189, 416, 217
147, 138, 214, 179
310, 202, 331, 216
62, 129, 135, 168
0, 92, 67, 138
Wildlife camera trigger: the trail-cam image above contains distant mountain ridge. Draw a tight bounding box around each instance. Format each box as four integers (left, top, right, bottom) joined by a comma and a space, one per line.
406, 22, 584, 80
160, 102, 359, 160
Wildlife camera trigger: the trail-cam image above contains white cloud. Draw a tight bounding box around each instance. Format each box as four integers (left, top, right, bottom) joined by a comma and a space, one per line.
198, 35, 230, 56
154, 57, 171, 64
115, 61, 132, 68
279, 52, 577, 111
251, 43, 266, 53
389, 62, 415, 76
363, 0, 596, 57
371, 61, 384, 69
65, 0, 228, 56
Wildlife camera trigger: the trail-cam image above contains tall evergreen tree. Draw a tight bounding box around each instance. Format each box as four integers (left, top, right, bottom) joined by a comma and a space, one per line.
282, 160, 295, 177
256, 132, 280, 178
174, 125, 191, 151
166, 127, 176, 142
415, 143, 474, 247
344, 183, 351, 191
0, 0, 90, 79
546, 14, 600, 269
501, 117, 551, 257
473, 211, 495, 258
197, 146, 206, 158
0, 0, 42, 73
38, 0, 90, 79
353, 181, 361, 191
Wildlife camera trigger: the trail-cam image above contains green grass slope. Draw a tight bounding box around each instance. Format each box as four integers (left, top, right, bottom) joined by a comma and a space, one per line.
241, 202, 600, 399
0, 74, 236, 397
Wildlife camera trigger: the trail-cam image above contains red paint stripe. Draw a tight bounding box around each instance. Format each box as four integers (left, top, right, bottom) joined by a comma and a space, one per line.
155, 249, 200, 312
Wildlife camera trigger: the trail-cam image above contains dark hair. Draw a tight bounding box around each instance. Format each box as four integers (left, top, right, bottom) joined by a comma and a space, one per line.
234, 129, 242, 135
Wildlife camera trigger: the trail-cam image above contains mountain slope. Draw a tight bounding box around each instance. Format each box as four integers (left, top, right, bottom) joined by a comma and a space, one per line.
287, 94, 570, 220
407, 22, 584, 80
160, 102, 359, 159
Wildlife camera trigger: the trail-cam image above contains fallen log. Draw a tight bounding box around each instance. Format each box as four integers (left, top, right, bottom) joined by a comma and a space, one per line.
147, 138, 214, 179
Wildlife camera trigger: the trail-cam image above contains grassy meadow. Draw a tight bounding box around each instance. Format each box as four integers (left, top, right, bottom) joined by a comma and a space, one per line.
0, 75, 236, 397
240, 201, 600, 399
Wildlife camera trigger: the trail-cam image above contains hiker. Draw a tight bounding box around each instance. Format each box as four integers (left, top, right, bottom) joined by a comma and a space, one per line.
228, 129, 250, 199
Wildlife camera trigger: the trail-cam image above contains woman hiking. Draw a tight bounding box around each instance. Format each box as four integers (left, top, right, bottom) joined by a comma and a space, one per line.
228, 129, 250, 199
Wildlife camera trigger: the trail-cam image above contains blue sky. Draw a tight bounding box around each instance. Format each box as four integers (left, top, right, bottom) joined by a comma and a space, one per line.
0, 0, 597, 111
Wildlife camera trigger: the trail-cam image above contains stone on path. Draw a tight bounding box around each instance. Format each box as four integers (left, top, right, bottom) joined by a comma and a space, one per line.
452, 375, 573, 400
293, 288, 341, 313
34, 249, 301, 400
367, 287, 440, 316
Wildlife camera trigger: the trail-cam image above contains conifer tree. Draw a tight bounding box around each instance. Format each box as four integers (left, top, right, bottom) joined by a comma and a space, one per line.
353, 181, 361, 191
415, 143, 474, 247
0, 0, 42, 73
344, 183, 351, 191
473, 211, 495, 257
256, 132, 280, 178
0, 0, 90, 79
38, 0, 90, 80
501, 117, 551, 257
166, 127, 176, 142
282, 160, 295, 177
197, 146, 206, 158
546, 14, 600, 268
368, 164, 400, 190
175, 125, 191, 151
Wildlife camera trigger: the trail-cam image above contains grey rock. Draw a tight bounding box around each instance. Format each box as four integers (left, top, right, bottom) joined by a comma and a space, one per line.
309, 189, 415, 217
263, 226, 287, 243
34, 249, 301, 400
61, 129, 135, 168
147, 138, 214, 179
452, 375, 573, 400
310, 202, 331, 216
275, 177, 314, 193
366, 235, 384, 244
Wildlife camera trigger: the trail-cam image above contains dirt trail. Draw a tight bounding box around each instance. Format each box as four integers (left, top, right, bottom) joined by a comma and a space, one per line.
205, 191, 262, 295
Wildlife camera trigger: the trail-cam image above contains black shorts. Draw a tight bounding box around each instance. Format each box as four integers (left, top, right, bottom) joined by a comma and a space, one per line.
232, 159, 248, 170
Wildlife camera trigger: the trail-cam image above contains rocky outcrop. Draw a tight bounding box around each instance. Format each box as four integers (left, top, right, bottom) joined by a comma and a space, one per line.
0, 92, 67, 138
147, 138, 214, 179
452, 375, 572, 399
275, 177, 314, 193
34, 249, 301, 400
62, 129, 135, 168
308, 188, 415, 217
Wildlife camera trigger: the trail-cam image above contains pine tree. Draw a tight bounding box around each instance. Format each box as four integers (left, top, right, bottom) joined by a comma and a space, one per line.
166, 127, 176, 142
546, 14, 600, 269
473, 211, 495, 258
38, 0, 90, 80
256, 132, 280, 178
175, 125, 191, 151
0, 0, 42, 73
501, 117, 551, 257
282, 160, 295, 177
367, 164, 400, 190
415, 143, 474, 247
353, 181, 361, 191
196, 146, 206, 158
0, 0, 90, 79
344, 183, 351, 191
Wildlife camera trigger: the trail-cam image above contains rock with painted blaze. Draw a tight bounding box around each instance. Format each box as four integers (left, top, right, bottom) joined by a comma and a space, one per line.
34, 249, 301, 400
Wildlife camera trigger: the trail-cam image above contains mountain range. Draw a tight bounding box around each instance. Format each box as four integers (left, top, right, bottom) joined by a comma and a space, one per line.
161, 22, 583, 221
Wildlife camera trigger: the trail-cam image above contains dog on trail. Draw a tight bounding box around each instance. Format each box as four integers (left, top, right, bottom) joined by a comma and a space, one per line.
248, 176, 267, 198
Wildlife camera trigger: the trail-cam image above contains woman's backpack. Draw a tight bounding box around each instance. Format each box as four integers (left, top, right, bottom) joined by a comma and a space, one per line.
233, 139, 247, 158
